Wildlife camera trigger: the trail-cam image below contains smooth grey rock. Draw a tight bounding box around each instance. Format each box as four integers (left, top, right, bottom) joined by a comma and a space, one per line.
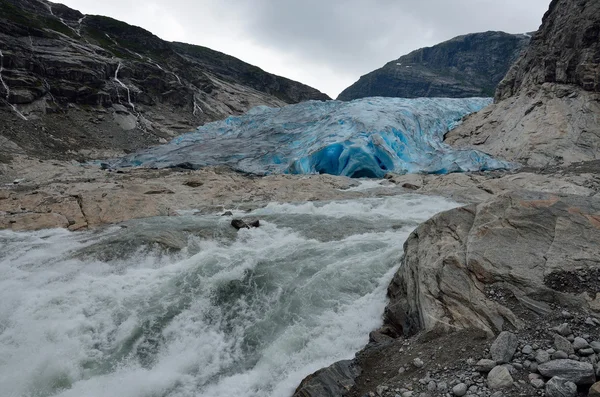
555, 335, 575, 355
530, 378, 545, 389
491, 332, 519, 363
553, 351, 569, 360
383, 192, 600, 337
522, 345, 533, 355
555, 324, 573, 337
579, 348, 595, 356
452, 383, 468, 396
487, 366, 513, 389
538, 359, 596, 385
574, 337, 591, 351
545, 377, 577, 397
475, 359, 497, 373
427, 381, 437, 391
591, 341, 600, 354
536, 350, 551, 364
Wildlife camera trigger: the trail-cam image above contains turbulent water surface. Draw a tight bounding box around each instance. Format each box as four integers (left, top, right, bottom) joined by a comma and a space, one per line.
113, 97, 510, 177
0, 194, 460, 397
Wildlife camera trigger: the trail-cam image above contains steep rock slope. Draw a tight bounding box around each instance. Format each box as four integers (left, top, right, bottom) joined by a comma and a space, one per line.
446, 0, 600, 168
337, 31, 530, 101
0, 0, 329, 160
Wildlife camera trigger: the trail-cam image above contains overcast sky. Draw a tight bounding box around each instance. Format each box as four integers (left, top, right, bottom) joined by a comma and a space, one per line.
59, 0, 551, 98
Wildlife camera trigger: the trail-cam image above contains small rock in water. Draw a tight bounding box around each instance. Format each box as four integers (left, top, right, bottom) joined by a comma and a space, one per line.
231, 219, 260, 230
545, 376, 577, 397
221, 211, 233, 216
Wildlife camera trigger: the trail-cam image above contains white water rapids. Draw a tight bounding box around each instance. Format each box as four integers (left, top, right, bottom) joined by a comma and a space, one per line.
0, 194, 460, 397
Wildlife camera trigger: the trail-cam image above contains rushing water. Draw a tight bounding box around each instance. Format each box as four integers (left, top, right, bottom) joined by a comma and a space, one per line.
0, 194, 460, 397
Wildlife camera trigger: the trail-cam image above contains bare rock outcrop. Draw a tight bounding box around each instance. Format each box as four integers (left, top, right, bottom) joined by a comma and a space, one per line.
0, 0, 329, 160
446, 0, 600, 168
384, 191, 600, 336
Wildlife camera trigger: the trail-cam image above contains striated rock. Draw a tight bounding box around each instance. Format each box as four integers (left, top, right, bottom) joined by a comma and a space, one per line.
545, 377, 577, 397
538, 360, 596, 385
487, 366, 513, 389
490, 332, 518, 363
292, 360, 360, 397
0, 0, 328, 160
446, 0, 600, 168
384, 191, 600, 337
338, 31, 529, 101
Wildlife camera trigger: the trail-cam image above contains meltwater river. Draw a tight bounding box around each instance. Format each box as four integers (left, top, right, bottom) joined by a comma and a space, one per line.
0, 194, 459, 397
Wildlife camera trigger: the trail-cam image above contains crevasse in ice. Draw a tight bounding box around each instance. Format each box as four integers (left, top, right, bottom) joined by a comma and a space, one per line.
113, 97, 512, 177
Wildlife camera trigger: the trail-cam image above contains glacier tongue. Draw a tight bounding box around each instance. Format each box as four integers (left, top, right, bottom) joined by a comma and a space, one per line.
114, 97, 511, 177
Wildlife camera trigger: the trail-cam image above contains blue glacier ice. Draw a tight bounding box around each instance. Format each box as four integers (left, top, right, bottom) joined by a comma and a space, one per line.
113, 97, 512, 177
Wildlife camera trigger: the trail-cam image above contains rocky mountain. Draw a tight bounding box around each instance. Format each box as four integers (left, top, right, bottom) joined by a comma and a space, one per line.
0, 0, 329, 160
337, 31, 530, 101
446, 0, 600, 168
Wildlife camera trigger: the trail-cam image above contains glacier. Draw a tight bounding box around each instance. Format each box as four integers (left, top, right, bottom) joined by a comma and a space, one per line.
113, 97, 512, 177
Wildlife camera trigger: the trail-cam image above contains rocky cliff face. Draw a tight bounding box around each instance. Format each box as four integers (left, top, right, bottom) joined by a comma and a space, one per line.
337, 31, 530, 101
0, 0, 329, 160
446, 0, 600, 168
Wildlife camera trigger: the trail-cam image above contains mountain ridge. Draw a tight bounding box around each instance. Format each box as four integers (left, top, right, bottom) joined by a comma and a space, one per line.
337, 31, 530, 101
0, 0, 329, 160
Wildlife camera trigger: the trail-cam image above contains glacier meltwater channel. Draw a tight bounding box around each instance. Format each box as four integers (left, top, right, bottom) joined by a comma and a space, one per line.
0, 195, 461, 397
113, 97, 510, 177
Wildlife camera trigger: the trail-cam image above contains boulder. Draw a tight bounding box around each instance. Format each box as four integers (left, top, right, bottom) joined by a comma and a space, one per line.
231, 219, 260, 230
490, 332, 518, 363
384, 192, 600, 337
538, 360, 596, 385
589, 381, 600, 397
555, 335, 575, 355
292, 360, 360, 397
475, 359, 497, 373
487, 366, 513, 389
545, 377, 577, 397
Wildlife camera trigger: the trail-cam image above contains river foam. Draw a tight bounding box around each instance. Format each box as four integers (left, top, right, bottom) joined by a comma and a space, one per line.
0, 194, 460, 397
